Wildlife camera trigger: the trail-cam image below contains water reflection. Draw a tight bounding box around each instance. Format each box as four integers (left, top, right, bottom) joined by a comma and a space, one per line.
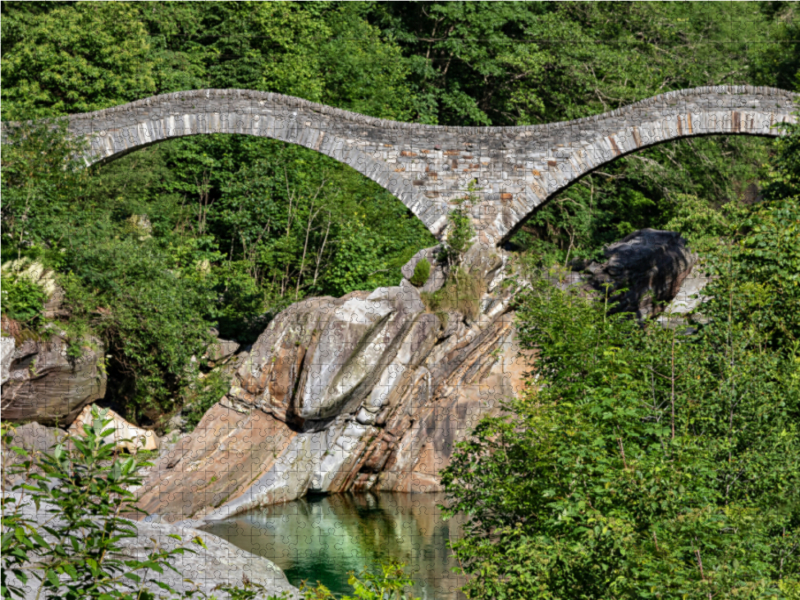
204, 492, 467, 600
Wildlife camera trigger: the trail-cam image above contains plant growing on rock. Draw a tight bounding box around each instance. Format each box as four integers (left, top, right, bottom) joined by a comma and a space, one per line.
438, 182, 478, 271
409, 258, 431, 287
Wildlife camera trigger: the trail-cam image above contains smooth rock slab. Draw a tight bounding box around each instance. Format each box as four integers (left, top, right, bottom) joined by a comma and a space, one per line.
5, 492, 299, 599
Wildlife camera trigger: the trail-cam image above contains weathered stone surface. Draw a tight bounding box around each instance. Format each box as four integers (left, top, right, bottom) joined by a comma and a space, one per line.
656, 264, 712, 328
231, 284, 426, 426
18, 86, 795, 245
376, 316, 526, 493
205, 337, 240, 363
1, 333, 107, 425
136, 401, 296, 522
5, 492, 299, 600
1, 336, 14, 384
69, 405, 159, 453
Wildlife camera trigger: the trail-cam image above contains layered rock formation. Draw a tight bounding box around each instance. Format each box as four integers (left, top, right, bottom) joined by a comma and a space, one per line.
136, 245, 527, 522
134, 230, 706, 523
0, 333, 107, 426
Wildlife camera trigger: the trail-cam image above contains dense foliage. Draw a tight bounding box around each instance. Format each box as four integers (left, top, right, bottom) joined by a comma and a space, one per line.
1, 1, 797, 425
440, 123, 800, 598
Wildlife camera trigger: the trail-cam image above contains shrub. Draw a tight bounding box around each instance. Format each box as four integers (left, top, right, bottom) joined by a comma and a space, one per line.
0, 273, 47, 325
1, 406, 196, 600
420, 267, 485, 323
409, 258, 431, 287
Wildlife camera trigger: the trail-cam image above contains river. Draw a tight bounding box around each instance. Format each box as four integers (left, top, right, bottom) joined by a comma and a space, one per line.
204, 492, 468, 600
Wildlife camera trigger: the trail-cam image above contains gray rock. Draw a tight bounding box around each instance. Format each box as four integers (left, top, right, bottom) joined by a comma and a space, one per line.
206, 337, 241, 363
4, 492, 299, 599
2, 423, 67, 487
1, 333, 107, 425
1, 336, 14, 384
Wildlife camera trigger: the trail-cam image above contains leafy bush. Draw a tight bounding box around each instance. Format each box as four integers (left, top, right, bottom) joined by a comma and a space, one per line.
409, 258, 431, 287
182, 370, 232, 432
295, 563, 420, 600
1, 407, 195, 600
441, 227, 800, 599
0, 273, 47, 325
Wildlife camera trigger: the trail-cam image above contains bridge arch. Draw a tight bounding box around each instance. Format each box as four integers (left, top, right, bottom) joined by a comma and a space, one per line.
503, 88, 798, 244
13, 85, 796, 246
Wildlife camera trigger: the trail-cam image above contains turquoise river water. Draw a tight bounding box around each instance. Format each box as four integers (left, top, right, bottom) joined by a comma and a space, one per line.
204, 492, 467, 600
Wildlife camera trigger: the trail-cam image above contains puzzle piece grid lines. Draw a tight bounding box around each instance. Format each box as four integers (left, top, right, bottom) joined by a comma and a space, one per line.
55, 85, 798, 245
4, 71, 796, 599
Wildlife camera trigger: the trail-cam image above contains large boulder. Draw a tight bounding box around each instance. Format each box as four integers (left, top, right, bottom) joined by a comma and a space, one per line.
1, 333, 107, 426
232, 281, 426, 425
137, 246, 528, 522
5, 492, 299, 600
570, 229, 700, 319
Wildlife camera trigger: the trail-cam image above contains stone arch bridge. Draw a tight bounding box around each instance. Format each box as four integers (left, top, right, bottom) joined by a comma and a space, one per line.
22, 86, 800, 245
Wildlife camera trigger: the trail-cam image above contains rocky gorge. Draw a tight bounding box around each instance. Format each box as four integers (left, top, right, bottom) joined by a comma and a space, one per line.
2, 229, 708, 528
136, 228, 706, 524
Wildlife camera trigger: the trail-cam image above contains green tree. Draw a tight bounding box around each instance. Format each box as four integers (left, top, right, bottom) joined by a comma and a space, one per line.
441, 186, 800, 598
1, 2, 156, 119
1, 407, 194, 600
442, 279, 800, 598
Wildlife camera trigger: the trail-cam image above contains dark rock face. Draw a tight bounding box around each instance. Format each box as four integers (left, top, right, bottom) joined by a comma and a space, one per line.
574, 229, 698, 319
1, 334, 107, 426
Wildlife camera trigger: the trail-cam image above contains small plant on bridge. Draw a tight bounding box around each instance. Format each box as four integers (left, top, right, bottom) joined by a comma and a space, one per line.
438, 181, 478, 271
